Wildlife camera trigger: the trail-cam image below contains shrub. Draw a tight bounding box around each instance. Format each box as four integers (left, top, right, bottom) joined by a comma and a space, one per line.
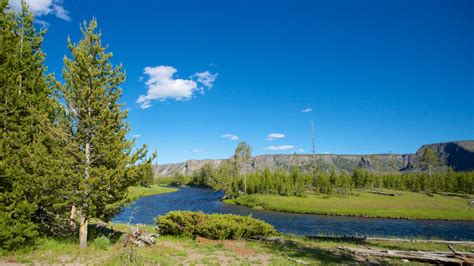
92, 236, 111, 250
155, 211, 276, 240
156, 211, 207, 236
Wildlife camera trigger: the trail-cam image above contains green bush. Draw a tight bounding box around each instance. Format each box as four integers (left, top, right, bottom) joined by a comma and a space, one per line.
156, 211, 276, 240
156, 211, 207, 236
92, 236, 110, 250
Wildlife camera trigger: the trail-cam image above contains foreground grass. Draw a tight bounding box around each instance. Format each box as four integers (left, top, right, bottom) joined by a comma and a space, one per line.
227, 190, 474, 220
2, 223, 473, 265
127, 185, 178, 200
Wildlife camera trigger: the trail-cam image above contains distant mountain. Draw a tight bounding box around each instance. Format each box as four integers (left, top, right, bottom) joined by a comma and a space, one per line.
154, 141, 474, 177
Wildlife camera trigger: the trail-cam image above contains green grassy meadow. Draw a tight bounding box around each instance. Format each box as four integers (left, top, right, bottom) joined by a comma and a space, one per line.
126, 185, 178, 200
227, 190, 474, 220
2, 223, 473, 265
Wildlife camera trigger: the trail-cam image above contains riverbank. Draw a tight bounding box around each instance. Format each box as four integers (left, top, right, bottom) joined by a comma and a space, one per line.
126, 185, 178, 200
2, 223, 473, 265
226, 190, 474, 220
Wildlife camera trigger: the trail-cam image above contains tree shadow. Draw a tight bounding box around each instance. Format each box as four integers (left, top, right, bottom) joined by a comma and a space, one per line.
253, 238, 361, 264
87, 224, 124, 244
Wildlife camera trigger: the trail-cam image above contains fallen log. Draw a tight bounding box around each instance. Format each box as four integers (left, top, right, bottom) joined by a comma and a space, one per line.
288, 257, 310, 265
366, 237, 474, 246
123, 225, 160, 247
368, 190, 401, 197
339, 246, 474, 264
250, 236, 299, 245
307, 235, 366, 242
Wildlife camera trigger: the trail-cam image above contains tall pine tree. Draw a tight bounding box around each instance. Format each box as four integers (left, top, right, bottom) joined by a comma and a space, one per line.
0, 1, 69, 249
58, 18, 147, 248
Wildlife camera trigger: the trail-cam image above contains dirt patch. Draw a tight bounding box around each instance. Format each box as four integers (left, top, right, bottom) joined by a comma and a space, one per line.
223, 240, 255, 257
195, 236, 219, 245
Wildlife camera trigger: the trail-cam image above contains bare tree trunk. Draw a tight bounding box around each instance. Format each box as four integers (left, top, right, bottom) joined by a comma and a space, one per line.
85, 142, 90, 179
244, 154, 247, 194
79, 215, 88, 248
69, 205, 77, 229
18, 19, 24, 95
81, 137, 91, 247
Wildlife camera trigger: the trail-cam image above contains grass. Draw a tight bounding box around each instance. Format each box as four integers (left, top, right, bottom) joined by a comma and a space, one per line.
126, 185, 178, 200
227, 190, 474, 220
3, 223, 472, 265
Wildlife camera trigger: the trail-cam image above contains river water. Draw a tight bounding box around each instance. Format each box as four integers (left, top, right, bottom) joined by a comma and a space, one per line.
113, 187, 474, 240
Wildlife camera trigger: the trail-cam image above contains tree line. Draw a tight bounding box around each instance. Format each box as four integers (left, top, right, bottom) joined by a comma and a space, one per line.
160, 142, 474, 196
1, 2, 153, 250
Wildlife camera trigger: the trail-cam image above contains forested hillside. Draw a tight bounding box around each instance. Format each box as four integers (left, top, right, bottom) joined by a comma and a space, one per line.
155, 141, 474, 176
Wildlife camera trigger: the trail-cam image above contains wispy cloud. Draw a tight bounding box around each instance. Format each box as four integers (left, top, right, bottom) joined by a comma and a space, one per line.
300, 108, 312, 113
266, 145, 295, 151
221, 134, 239, 141
266, 133, 285, 141
297, 149, 304, 153
192, 71, 217, 88
132, 134, 141, 138
137, 66, 217, 109
9, 0, 71, 21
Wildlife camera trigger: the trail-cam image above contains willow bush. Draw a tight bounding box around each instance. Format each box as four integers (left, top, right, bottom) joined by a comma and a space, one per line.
155, 211, 276, 240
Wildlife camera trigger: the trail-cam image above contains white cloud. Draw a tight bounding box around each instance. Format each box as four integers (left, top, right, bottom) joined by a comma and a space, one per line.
137, 66, 197, 109
132, 134, 141, 138
193, 149, 200, 153
137, 66, 217, 109
192, 71, 217, 88
266, 145, 295, 151
221, 134, 239, 141
9, 0, 71, 21
297, 149, 304, 153
301, 108, 312, 113
266, 133, 285, 141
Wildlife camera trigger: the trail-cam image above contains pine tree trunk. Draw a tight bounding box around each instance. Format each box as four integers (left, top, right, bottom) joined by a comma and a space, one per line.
69, 205, 77, 229
79, 215, 88, 248
244, 156, 247, 194
85, 142, 90, 179
18, 21, 24, 95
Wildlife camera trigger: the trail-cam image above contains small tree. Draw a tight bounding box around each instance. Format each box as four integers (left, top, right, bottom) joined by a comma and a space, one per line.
234, 141, 251, 194
421, 147, 437, 177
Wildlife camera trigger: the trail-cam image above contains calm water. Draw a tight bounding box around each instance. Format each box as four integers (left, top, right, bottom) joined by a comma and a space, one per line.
113, 187, 474, 240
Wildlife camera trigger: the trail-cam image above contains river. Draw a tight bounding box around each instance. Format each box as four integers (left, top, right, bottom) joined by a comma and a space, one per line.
113, 187, 474, 240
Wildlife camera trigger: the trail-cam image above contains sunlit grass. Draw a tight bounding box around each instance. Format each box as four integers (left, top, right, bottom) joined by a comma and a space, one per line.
2, 224, 473, 265
229, 190, 474, 220
126, 185, 178, 200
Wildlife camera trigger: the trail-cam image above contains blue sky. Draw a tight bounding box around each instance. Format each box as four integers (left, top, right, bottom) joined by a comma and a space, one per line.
12, 0, 474, 163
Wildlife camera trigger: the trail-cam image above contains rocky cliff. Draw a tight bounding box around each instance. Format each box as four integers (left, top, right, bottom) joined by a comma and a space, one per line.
154, 141, 474, 176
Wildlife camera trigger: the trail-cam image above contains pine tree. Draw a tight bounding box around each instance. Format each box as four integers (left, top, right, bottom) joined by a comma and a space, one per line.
234, 141, 251, 194
421, 147, 437, 177
58, 19, 147, 248
0, 1, 69, 249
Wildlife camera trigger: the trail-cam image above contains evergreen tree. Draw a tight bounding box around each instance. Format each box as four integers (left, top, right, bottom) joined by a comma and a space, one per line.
234, 141, 251, 193
421, 147, 438, 177
129, 148, 157, 187
0, 1, 69, 249
57, 19, 147, 248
